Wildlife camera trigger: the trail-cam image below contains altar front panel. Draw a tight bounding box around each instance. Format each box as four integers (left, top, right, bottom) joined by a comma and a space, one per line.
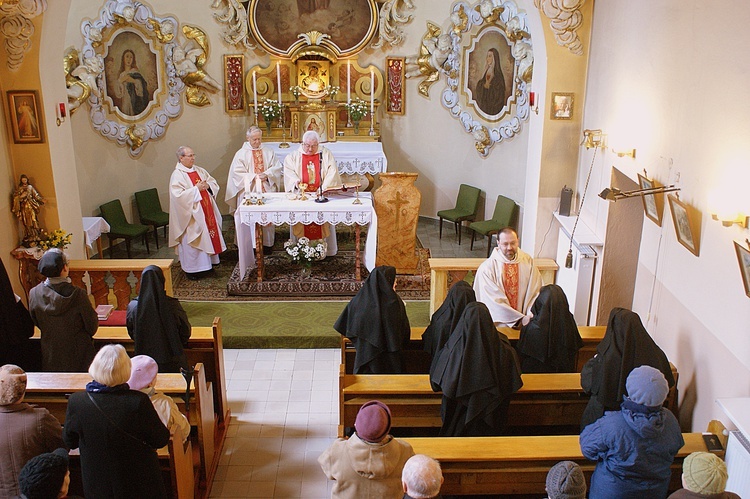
237, 192, 377, 278
266, 142, 387, 175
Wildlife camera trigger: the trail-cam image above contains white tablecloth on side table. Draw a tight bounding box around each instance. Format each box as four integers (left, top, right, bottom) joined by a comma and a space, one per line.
237, 192, 376, 278
82, 217, 110, 258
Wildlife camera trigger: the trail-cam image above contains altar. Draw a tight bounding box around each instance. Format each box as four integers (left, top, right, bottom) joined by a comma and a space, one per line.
237, 191, 377, 281
266, 141, 387, 175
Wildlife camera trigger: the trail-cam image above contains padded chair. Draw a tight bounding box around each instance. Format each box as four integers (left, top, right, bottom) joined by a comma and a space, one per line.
135, 188, 169, 249
469, 195, 519, 257
99, 199, 150, 258
437, 184, 481, 245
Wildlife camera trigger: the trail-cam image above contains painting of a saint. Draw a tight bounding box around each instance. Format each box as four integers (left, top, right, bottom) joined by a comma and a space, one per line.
252, 0, 375, 55
16, 99, 38, 138
466, 28, 514, 119
304, 114, 326, 141
104, 30, 158, 119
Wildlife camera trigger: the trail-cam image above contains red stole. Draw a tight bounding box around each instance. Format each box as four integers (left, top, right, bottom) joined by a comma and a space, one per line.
502, 262, 520, 312
186, 170, 223, 254
252, 149, 266, 192
300, 152, 323, 239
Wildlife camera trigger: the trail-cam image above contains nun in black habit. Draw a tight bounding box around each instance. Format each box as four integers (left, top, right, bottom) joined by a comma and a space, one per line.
579, 307, 674, 429
126, 265, 191, 373
421, 280, 475, 369
429, 301, 523, 436
0, 256, 38, 370
516, 284, 583, 373
334, 266, 410, 374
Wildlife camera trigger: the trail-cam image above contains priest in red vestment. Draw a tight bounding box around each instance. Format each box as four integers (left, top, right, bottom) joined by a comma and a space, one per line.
473, 227, 542, 328
283, 130, 342, 255
169, 146, 226, 280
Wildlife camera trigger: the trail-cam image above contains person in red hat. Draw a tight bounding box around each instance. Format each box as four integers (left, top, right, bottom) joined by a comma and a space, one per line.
319, 400, 415, 498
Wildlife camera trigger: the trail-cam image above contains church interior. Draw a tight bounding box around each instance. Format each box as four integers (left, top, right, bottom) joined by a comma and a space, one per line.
1, 0, 749, 497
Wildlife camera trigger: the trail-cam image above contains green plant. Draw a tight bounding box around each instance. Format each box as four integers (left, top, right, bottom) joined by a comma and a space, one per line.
344, 98, 368, 121
38, 229, 72, 250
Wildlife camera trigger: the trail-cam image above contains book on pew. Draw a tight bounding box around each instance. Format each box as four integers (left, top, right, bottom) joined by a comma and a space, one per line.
95, 304, 114, 320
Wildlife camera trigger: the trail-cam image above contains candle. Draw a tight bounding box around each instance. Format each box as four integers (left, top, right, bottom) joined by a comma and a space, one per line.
276, 63, 282, 106
529, 91, 535, 107
370, 68, 374, 117
347, 61, 351, 104
252, 70, 258, 116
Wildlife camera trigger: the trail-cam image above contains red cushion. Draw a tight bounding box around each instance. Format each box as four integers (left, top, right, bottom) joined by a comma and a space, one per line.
99, 310, 126, 326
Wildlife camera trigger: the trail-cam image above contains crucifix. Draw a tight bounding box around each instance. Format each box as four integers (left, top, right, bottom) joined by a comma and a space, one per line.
387, 191, 407, 228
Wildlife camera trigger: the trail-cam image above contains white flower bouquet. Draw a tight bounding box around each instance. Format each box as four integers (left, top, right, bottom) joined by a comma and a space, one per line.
258, 98, 281, 122
284, 237, 327, 266
344, 98, 368, 121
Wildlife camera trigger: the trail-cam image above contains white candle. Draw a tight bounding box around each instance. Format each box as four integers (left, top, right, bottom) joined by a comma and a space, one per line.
347, 61, 351, 104
252, 70, 258, 116
276, 63, 282, 106
370, 68, 375, 116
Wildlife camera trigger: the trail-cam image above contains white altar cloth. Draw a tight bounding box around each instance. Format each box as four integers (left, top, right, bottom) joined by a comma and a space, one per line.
237, 191, 376, 278
266, 142, 387, 175
82, 217, 110, 249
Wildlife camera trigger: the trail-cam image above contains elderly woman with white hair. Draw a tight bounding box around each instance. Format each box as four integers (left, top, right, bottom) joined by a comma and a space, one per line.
62, 345, 170, 498
402, 454, 444, 499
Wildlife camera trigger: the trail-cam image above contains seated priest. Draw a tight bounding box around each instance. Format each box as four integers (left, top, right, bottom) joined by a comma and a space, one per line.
283, 130, 342, 257
473, 227, 543, 328
516, 284, 583, 373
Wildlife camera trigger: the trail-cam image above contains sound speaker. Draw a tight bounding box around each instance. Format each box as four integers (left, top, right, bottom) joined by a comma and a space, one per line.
560, 186, 573, 216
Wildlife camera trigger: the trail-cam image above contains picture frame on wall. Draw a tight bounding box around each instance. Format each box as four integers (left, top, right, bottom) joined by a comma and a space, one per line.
385, 56, 405, 115
7, 90, 44, 144
668, 194, 701, 256
550, 92, 574, 120
734, 241, 750, 298
224, 54, 245, 115
637, 173, 664, 226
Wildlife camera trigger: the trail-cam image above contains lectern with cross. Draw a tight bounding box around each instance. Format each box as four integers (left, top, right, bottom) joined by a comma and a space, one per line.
373, 172, 421, 274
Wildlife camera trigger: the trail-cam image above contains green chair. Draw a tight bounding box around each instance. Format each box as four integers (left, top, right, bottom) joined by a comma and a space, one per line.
135, 188, 169, 249
99, 199, 150, 258
469, 195, 519, 257
437, 184, 481, 245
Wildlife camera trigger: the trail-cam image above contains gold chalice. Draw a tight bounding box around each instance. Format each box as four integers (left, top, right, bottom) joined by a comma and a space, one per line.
298, 182, 309, 201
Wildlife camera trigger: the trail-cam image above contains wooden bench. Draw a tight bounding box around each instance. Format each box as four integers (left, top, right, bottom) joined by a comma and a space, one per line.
67, 435, 195, 499
32, 317, 230, 429
338, 364, 679, 438
341, 326, 605, 375
26, 363, 219, 498
402, 430, 716, 496
429, 257, 559, 315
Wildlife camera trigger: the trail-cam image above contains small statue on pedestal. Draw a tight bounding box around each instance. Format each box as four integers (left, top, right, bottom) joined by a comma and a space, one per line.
11, 174, 45, 247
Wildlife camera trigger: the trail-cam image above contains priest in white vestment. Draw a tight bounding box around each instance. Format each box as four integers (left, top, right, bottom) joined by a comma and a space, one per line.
225, 126, 283, 273
283, 130, 342, 256
169, 146, 226, 280
473, 227, 542, 327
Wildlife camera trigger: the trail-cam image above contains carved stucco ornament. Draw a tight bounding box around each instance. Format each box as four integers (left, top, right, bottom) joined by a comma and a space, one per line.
173, 25, 221, 107
210, 0, 413, 51
534, 0, 584, 56
0, 0, 47, 71
63, 47, 103, 114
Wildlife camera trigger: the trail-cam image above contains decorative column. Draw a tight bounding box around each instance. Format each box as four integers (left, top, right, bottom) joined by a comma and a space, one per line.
373, 172, 421, 274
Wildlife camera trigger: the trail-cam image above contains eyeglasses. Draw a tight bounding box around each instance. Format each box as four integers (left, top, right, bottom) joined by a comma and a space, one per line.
184, 154, 196, 158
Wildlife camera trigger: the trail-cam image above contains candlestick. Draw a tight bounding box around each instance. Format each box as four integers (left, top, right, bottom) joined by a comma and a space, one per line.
370, 68, 374, 116
252, 70, 258, 125
347, 61, 351, 104
276, 63, 282, 106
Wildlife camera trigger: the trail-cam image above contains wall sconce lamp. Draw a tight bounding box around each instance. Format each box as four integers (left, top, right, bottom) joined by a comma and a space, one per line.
582, 129, 604, 149
711, 213, 748, 228
598, 185, 680, 202
615, 148, 636, 158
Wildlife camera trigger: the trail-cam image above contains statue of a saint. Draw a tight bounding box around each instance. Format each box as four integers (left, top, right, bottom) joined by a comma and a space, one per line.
11, 174, 45, 247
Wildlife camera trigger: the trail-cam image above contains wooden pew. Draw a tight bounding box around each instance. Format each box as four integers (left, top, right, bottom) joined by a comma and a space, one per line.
67, 435, 195, 499
341, 326, 605, 375
429, 257, 559, 315
402, 431, 715, 496
338, 364, 680, 438
31, 317, 230, 429
26, 363, 219, 498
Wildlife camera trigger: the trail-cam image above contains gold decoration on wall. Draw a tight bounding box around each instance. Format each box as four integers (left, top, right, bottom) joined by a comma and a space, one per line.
147, 18, 176, 43
174, 25, 221, 107
476, 0, 504, 23
405, 22, 451, 98
534, 0, 585, 56
63, 48, 103, 115
371, 0, 415, 49
0, 0, 46, 71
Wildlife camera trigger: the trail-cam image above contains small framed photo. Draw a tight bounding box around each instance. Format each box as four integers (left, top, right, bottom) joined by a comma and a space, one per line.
7, 90, 44, 143
550, 92, 574, 120
637, 173, 664, 226
668, 194, 701, 256
734, 241, 750, 298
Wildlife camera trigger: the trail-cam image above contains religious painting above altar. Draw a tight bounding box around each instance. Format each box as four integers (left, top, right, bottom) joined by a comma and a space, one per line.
404, 0, 535, 157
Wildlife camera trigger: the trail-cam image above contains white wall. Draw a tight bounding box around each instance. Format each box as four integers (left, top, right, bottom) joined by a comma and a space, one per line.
580, 0, 750, 430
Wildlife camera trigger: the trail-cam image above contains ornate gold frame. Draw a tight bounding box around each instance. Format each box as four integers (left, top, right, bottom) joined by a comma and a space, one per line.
550, 92, 574, 120
7, 90, 44, 144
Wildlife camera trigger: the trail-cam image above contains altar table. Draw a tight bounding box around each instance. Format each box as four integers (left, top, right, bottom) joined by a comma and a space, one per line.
237, 192, 377, 281
266, 142, 387, 175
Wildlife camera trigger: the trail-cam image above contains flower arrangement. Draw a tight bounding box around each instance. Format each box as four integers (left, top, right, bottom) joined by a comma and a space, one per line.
258, 98, 281, 123
324, 85, 340, 99
344, 98, 368, 121
290, 85, 302, 100
284, 237, 327, 266
38, 229, 72, 250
